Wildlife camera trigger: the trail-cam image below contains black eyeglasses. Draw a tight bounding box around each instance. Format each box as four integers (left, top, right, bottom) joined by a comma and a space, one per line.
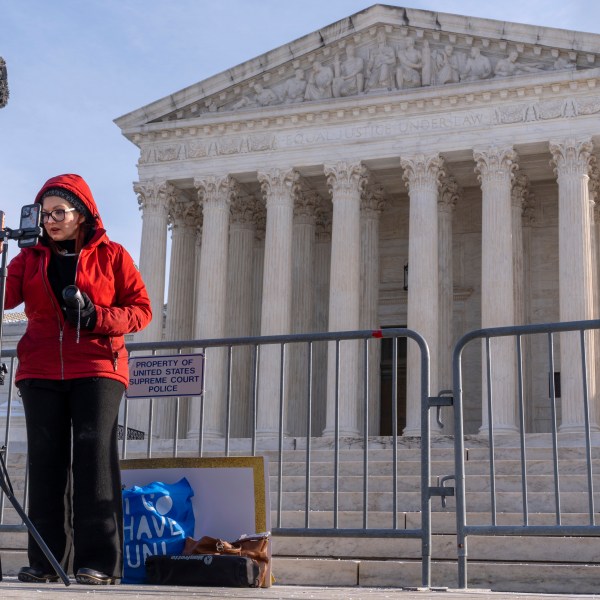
41, 207, 77, 224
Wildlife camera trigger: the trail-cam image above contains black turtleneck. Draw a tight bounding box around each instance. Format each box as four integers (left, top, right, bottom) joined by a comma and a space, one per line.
47, 240, 78, 309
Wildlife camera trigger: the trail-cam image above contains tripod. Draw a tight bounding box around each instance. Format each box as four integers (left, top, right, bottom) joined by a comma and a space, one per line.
0, 211, 70, 585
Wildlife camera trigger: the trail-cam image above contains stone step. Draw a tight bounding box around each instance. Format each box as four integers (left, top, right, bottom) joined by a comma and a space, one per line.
3, 509, 594, 541
6, 443, 600, 468
272, 509, 597, 530
265, 445, 600, 461
2, 546, 600, 593
271, 473, 600, 493
273, 557, 600, 593
272, 533, 600, 563
269, 458, 600, 476
269, 489, 600, 512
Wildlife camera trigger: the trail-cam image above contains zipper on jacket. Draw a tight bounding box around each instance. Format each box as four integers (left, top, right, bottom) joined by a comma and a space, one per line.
40, 253, 66, 379
109, 337, 118, 371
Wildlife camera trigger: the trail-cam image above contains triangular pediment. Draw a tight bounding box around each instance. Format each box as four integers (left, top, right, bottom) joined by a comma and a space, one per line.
115, 4, 600, 132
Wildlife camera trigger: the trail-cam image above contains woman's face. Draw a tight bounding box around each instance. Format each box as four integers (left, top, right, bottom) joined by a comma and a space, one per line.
41, 196, 85, 242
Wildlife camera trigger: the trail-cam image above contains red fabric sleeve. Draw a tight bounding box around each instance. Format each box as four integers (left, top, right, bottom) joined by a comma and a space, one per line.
4, 251, 26, 310
93, 246, 152, 336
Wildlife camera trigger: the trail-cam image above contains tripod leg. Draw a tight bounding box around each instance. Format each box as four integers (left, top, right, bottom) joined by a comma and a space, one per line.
4, 493, 70, 586
0, 454, 70, 586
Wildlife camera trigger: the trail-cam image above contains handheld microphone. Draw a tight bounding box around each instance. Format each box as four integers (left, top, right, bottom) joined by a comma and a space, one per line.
62, 285, 84, 309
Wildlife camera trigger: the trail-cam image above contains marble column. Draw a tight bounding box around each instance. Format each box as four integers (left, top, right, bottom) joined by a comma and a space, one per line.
157, 192, 200, 439
226, 180, 259, 437
188, 176, 231, 439
511, 171, 532, 328
313, 209, 332, 436
512, 172, 535, 431
130, 180, 172, 433
474, 144, 519, 434
256, 169, 295, 436
591, 167, 600, 433
323, 161, 363, 437
134, 180, 172, 343
438, 174, 459, 433
550, 138, 598, 432
401, 154, 444, 437
360, 182, 386, 435
288, 176, 319, 436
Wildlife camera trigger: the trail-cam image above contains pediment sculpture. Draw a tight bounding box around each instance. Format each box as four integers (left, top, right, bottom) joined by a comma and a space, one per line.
0, 57, 8, 109
177, 27, 582, 120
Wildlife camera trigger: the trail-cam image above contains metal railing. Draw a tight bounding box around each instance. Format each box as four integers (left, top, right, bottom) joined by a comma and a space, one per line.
1, 327, 438, 588
452, 318, 600, 589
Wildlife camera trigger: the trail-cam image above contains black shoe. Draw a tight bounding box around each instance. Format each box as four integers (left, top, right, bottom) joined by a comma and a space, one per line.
18, 566, 59, 583
75, 567, 116, 585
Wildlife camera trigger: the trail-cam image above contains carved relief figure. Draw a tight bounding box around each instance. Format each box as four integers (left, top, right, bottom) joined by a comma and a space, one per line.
461, 47, 492, 81
396, 37, 422, 89
253, 83, 279, 106
304, 60, 334, 101
365, 30, 396, 91
205, 99, 218, 112
553, 56, 576, 71
282, 69, 307, 103
232, 82, 279, 109
332, 44, 365, 97
494, 50, 543, 77
433, 45, 460, 85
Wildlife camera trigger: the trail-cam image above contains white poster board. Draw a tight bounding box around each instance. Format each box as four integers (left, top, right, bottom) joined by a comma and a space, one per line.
120, 456, 272, 585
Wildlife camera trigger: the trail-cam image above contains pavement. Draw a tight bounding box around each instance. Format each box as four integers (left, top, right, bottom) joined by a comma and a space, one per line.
0, 580, 598, 600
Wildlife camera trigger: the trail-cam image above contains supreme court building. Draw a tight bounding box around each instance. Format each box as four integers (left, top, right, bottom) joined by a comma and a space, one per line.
115, 5, 600, 440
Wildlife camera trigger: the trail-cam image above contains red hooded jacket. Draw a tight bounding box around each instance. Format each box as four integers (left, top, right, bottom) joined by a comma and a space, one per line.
5, 174, 152, 387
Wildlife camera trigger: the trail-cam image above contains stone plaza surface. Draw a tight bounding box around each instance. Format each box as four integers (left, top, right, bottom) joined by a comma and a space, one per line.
0, 581, 599, 600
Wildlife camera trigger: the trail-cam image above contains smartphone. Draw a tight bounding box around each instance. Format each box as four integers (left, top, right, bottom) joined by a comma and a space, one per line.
0, 210, 5, 254
18, 204, 41, 248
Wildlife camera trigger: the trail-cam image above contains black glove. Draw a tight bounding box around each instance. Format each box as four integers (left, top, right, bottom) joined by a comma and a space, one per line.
64, 292, 97, 330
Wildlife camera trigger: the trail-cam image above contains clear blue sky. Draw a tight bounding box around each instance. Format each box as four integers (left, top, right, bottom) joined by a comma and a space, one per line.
2, 0, 599, 266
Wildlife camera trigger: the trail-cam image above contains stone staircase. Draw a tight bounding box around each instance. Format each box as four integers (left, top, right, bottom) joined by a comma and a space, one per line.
264, 436, 600, 593
2, 435, 600, 592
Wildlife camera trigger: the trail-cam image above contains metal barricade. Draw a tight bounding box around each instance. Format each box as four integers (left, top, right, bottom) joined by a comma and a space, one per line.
452, 318, 600, 589
1, 327, 439, 587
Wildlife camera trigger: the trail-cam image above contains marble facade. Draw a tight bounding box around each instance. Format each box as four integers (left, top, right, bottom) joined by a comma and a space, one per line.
115, 5, 600, 438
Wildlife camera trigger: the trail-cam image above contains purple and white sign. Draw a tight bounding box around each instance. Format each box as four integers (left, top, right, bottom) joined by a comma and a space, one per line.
127, 353, 204, 398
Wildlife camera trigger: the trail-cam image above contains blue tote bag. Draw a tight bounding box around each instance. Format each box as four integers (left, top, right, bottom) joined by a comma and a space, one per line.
122, 477, 195, 583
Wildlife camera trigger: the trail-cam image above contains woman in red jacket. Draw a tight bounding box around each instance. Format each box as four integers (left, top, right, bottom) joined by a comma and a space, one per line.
5, 174, 152, 585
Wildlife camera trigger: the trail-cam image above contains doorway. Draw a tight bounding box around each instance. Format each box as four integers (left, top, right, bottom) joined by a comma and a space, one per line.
379, 333, 407, 435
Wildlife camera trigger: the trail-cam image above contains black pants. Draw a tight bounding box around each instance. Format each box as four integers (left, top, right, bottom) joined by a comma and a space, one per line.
18, 377, 125, 578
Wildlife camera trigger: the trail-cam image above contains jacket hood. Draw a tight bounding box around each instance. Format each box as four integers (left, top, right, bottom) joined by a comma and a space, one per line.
35, 174, 104, 229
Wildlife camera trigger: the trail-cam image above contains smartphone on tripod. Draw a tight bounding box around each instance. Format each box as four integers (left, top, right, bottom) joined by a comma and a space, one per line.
17, 204, 41, 248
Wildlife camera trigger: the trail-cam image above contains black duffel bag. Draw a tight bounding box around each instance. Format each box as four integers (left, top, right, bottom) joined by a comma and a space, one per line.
145, 553, 260, 587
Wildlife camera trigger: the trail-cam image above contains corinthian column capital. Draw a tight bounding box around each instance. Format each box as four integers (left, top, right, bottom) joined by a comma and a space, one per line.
292, 173, 320, 222
550, 138, 594, 179
229, 179, 259, 226
257, 169, 295, 206
438, 173, 460, 213
401, 153, 445, 193
324, 161, 363, 200
590, 162, 600, 212
473, 144, 518, 184
134, 180, 174, 215
361, 182, 387, 215
168, 191, 201, 230
194, 175, 231, 208
511, 170, 534, 209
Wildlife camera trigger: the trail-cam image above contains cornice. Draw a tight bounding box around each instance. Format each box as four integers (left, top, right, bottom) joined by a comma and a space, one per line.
128, 66, 600, 154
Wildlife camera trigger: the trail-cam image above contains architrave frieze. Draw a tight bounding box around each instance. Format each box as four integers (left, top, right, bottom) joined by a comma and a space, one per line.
133, 66, 600, 171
